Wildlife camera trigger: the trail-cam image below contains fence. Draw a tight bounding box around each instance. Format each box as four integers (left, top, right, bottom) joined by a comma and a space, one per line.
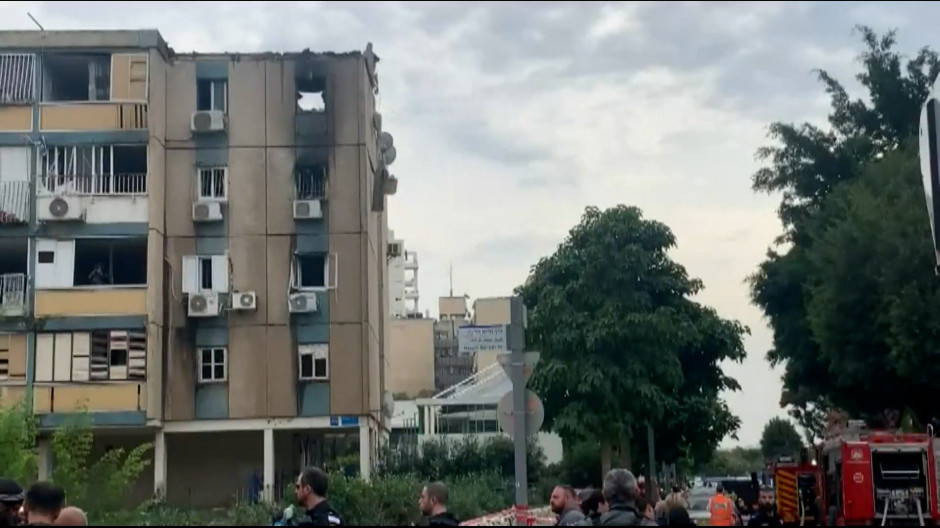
0, 273, 26, 312
39, 173, 148, 196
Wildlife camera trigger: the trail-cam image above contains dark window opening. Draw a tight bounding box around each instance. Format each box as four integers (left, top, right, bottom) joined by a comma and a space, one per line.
0, 241, 29, 275
296, 73, 326, 112
301, 353, 313, 379
73, 238, 147, 287
113, 145, 147, 174
314, 357, 327, 379
295, 254, 326, 289
197, 79, 227, 112
294, 165, 327, 199
109, 348, 128, 367
42, 53, 111, 102
199, 257, 213, 291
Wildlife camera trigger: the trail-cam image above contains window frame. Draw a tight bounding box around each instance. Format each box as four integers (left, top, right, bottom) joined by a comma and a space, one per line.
196, 166, 228, 202
197, 346, 228, 384
291, 253, 329, 291
298, 343, 329, 381
197, 79, 228, 113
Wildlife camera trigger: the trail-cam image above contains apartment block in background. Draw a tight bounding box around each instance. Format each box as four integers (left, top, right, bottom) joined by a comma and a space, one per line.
0, 30, 397, 507
387, 228, 420, 319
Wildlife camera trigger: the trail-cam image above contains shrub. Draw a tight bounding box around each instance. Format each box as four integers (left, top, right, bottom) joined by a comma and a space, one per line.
0, 400, 37, 485
378, 435, 546, 483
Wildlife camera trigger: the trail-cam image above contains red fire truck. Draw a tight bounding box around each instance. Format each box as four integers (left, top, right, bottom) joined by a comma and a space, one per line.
813, 422, 940, 526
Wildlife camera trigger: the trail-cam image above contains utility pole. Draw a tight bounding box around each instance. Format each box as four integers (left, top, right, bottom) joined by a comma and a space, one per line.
646, 422, 656, 502
509, 297, 528, 526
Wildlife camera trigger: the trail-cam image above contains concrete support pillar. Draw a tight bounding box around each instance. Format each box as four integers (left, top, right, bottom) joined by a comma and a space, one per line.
37, 438, 52, 481
263, 428, 275, 504
359, 421, 372, 481
153, 430, 167, 499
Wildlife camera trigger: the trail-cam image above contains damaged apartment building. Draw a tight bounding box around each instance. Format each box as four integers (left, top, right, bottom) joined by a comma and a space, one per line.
0, 30, 399, 506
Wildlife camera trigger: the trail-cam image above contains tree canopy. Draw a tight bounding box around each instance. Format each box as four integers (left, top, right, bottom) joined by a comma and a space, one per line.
759, 418, 803, 461
517, 205, 747, 473
748, 26, 940, 427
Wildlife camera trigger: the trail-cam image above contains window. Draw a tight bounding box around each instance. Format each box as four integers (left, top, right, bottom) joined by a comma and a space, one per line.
42, 53, 110, 102
73, 238, 147, 287
0, 53, 36, 104
198, 347, 227, 383
299, 344, 328, 381
197, 79, 227, 112
296, 72, 326, 112
41, 145, 147, 195
294, 165, 327, 200
197, 167, 227, 201
291, 254, 328, 290
182, 254, 229, 294
34, 330, 145, 382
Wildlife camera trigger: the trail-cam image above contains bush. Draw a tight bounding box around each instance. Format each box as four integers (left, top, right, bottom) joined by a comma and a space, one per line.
0, 400, 37, 485
378, 435, 546, 483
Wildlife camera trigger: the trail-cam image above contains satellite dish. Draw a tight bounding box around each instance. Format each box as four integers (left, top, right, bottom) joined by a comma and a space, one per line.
382, 145, 397, 165
378, 131, 394, 151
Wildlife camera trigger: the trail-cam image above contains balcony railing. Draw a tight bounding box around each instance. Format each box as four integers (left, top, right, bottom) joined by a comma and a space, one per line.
294, 166, 327, 200
0, 181, 29, 224
39, 173, 147, 196
0, 273, 26, 316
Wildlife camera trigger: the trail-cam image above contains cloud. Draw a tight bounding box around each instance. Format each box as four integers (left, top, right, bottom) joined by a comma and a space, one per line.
3, 0, 937, 446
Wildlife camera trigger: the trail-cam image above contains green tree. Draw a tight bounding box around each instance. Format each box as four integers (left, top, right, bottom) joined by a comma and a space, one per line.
517, 205, 747, 476
697, 447, 765, 477
748, 26, 940, 425
759, 418, 803, 461
0, 400, 37, 485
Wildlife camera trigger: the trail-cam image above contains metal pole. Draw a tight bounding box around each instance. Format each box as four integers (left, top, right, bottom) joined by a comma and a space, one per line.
512, 349, 528, 525
646, 422, 656, 502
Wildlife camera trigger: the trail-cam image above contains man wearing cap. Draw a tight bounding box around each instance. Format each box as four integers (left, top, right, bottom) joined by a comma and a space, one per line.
0, 479, 25, 526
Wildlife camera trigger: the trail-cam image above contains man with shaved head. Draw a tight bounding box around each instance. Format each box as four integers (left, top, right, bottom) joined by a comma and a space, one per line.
53, 508, 86, 527
418, 482, 458, 526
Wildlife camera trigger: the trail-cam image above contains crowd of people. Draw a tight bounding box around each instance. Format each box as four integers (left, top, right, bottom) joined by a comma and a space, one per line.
0, 479, 86, 527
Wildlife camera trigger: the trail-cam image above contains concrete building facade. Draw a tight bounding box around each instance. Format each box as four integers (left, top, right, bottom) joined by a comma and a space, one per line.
0, 29, 396, 506
387, 228, 419, 319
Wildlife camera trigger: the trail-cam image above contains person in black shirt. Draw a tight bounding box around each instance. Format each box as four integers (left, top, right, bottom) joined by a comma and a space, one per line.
23, 483, 64, 527
0, 479, 24, 526
418, 482, 459, 526
747, 487, 783, 527
293, 467, 344, 526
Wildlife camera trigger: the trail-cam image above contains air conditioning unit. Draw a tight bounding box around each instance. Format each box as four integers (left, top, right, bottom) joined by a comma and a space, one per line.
188, 292, 220, 318
37, 196, 84, 222
230, 291, 257, 311
193, 201, 223, 222
293, 200, 323, 220
191, 110, 226, 134
289, 292, 319, 313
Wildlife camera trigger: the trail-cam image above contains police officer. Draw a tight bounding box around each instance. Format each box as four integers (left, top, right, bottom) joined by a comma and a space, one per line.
0, 479, 24, 526
293, 467, 344, 526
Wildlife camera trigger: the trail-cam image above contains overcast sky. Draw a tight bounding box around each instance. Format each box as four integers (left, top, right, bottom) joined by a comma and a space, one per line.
2, 0, 935, 447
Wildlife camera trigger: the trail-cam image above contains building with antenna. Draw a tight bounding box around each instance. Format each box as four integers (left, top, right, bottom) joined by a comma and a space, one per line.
0, 29, 397, 506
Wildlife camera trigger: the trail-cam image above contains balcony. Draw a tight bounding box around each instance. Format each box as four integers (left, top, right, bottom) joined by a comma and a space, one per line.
294, 165, 327, 200
0, 273, 26, 317
403, 252, 418, 270
0, 181, 29, 224
39, 173, 147, 196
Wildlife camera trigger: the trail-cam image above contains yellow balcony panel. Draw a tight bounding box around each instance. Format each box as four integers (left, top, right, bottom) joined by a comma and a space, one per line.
34, 386, 52, 413
49, 383, 143, 413
35, 288, 147, 317
0, 385, 26, 409
0, 106, 31, 132
40, 103, 148, 131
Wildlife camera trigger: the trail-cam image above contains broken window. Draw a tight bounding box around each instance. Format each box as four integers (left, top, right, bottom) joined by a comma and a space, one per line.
197, 79, 227, 112
197, 167, 227, 200
296, 72, 326, 112
42, 53, 111, 102
291, 254, 327, 289
0, 54, 36, 104
42, 145, 147, 195
299, 344, 329, 381
0, 239, 27, 311
294, 164, 327, 199
73, 237, 147, 287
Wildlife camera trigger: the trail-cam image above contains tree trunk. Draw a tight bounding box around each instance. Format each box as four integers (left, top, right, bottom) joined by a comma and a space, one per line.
601, 438, 612, 479
618, 432, 632, 469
